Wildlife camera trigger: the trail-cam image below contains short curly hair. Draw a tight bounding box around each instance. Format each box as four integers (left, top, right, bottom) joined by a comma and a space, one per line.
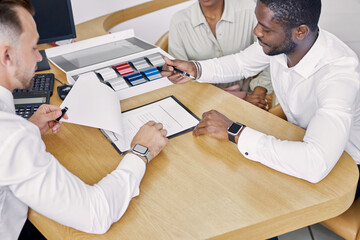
259, 0, 321, 32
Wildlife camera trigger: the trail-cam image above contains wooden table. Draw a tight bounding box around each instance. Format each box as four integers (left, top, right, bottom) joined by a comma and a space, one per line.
28, 61, 358, 239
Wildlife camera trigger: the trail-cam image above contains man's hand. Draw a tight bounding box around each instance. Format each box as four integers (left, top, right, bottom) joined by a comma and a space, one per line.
244, 86, 269, 110
193, 110, 233, 141
28, 104, 68, 135
131, 121, 169, 163
161, 57, 197, 84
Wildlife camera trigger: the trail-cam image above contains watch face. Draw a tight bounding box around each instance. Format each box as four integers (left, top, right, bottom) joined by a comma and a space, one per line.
228, 123, 242, 134
133, 144, 148, 154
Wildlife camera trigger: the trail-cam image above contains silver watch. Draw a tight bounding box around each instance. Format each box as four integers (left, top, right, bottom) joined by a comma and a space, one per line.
131, 144, 151, 163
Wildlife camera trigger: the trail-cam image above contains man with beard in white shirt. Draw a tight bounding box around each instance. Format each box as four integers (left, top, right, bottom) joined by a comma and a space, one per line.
163, 2, 360, 238
162, 0, 360, 184
0, 1, 168, 239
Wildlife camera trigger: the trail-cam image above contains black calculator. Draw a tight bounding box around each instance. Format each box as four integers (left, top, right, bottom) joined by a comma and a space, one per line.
13, 73, 55, 96
13, 91, 50, 118
13, 73, 54, 118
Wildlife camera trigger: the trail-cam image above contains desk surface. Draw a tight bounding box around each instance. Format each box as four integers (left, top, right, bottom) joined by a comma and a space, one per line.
28, 62, 358, 239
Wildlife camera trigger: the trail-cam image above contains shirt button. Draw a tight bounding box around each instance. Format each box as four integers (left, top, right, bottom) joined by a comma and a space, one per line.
245, 152, 249, 156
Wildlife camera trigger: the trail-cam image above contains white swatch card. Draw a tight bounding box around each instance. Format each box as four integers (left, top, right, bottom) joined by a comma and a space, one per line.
60, 72, 123, 135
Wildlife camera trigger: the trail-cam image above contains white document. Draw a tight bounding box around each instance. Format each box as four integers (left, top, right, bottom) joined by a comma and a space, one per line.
102, 96, 199, 153
60, 72, 122, 135
59, 75, 199, 153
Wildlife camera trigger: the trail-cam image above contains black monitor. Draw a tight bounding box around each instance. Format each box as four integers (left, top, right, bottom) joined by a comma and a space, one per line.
30, 0, 76, 71
31, 0, 76, 44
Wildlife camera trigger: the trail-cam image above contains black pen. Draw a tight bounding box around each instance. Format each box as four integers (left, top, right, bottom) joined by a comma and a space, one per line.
56, 107, 68, 122
170, 65, 196, 80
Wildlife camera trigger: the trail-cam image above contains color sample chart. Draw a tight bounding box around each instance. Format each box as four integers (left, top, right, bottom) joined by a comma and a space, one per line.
124, 73, 147, 86
114, 63, 134, 76
95, 67, 129, 91
76, 53, 166, 92
131, 58, 151, 71
143, 68, 162, 81
146, 53, 165, 66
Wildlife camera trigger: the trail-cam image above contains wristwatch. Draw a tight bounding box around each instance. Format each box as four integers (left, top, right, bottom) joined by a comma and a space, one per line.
131, 144, 151, 164
227, 122, 246, 143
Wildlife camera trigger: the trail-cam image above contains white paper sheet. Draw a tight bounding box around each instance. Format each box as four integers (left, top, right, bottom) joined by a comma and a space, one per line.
102, 96, 199, 153
60, 72, 122, 135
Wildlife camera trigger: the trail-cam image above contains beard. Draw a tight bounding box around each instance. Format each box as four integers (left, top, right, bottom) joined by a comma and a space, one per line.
14, 58, 35, 90
258, 30, 297, 56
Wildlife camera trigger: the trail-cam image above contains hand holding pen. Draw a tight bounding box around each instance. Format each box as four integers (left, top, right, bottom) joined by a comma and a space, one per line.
160, 57, 197, 84
28, 104, 68, 135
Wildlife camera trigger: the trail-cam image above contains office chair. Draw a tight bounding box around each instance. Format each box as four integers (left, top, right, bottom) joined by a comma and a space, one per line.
155, 32, 169, 52
321, 198, 360, 240
75, 0, 189, 40
268, 103, 286, 120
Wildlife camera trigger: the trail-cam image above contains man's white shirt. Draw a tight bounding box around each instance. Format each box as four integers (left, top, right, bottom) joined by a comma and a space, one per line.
198, 29, 360, 183
0, 84, 146, 239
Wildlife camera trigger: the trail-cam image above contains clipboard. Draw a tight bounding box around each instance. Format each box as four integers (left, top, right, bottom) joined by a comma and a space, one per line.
101, 96, 200, 154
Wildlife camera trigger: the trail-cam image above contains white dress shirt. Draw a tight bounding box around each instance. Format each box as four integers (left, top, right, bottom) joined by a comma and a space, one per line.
198, 29, 360, 183
169, 0, 273, 92
0, 85, 146, 239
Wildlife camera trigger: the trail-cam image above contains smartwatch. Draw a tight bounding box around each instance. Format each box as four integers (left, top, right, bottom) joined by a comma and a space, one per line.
227, 122, 246, 143
131, 144, 151, 163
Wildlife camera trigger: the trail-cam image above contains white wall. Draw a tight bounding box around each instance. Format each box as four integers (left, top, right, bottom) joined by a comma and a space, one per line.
109, 1, 195, 44
73, 0, 360, 56
320, 0, 360, 56
70, 0, 151, 24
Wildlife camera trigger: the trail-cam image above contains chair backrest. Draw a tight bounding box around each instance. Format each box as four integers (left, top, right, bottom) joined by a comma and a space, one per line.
268, 104, 287, 120
76, 0, 189, 40
155, 32, 169, 52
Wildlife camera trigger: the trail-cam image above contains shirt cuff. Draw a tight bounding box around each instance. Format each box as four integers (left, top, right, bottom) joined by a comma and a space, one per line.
117, 153, 146, 186
237, 127, 265, 161
197, 59, 215, 83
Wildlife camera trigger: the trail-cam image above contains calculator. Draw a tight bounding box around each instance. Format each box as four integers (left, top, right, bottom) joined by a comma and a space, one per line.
13, 73, 55, 95
13, 91, 50, 118
13, 73, 54, 118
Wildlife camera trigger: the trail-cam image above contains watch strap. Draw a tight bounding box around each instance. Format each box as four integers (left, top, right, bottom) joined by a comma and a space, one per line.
144, 150, 151, 163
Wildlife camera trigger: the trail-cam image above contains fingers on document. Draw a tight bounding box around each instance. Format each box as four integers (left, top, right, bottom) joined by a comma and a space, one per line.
146, 121, 167, 136
160, 129, 167, 137
147, 120, 156, 126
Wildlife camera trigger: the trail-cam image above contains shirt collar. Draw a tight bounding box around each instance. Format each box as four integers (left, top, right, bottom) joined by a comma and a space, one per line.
0, 85, 15, 114
220, 0, 235, 23
273, 28, 325, 78
191, 0, 234, 28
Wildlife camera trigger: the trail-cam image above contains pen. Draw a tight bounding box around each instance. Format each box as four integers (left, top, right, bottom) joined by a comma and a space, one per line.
56, 107, 68, 122
170, 66, 196, 80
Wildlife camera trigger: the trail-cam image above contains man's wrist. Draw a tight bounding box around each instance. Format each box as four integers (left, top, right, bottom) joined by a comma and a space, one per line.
131, 144, 150, 165
129, 153, 148, 166
137, 155, 148, 166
